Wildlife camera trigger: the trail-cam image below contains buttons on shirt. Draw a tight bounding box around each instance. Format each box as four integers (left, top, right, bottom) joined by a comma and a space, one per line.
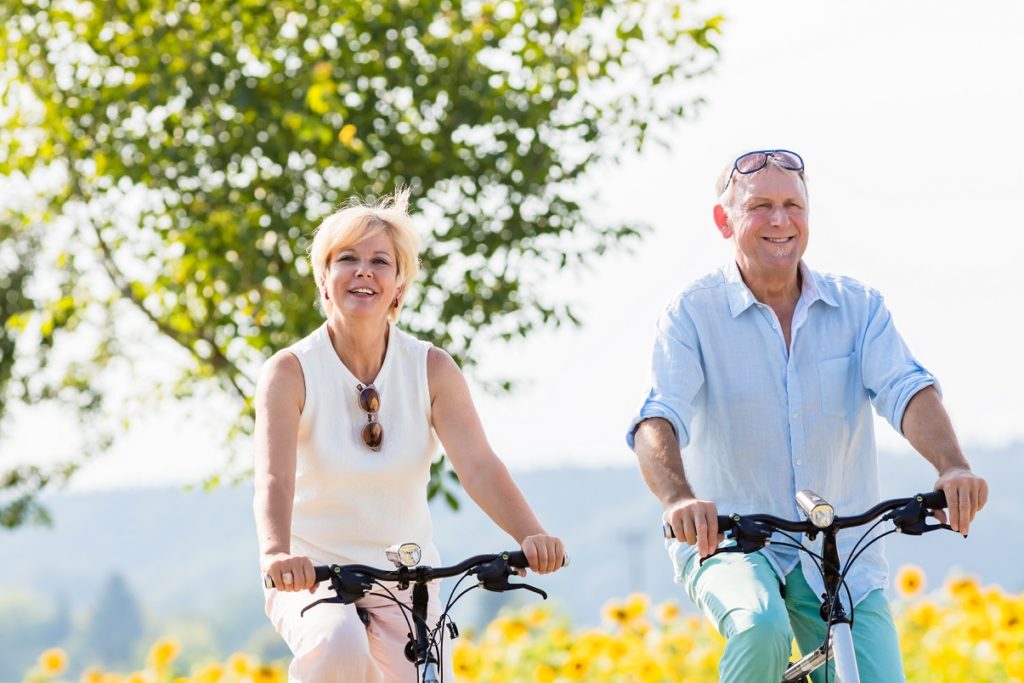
796, 459, 803, 466
792, 412, 800, 419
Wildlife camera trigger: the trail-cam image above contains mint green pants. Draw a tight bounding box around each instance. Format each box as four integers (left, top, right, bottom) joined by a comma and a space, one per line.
682, 551, 905, 683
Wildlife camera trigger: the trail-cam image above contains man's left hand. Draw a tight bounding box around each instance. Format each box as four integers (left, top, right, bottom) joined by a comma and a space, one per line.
932, 467, 988, 535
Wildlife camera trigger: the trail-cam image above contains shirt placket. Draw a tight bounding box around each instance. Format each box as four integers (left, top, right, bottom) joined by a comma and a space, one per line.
755, 302, 805, 576
756, 301, 810, 499
787, 301, 810, 499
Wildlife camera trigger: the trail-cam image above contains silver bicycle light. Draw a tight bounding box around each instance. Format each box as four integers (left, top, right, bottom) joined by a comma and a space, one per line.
386, 542, 422, 568
796, 490, 835, 529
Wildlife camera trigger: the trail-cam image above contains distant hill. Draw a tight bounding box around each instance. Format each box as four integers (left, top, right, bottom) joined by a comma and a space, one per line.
1, 446, 1020, 668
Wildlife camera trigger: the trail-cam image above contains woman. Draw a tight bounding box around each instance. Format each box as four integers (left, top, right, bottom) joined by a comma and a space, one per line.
254, 189, 565, 682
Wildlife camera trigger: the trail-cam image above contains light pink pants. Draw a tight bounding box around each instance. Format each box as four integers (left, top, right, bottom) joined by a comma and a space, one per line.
265, 579, 455, 682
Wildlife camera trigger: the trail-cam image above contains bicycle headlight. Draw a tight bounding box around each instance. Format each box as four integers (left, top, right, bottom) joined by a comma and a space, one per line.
386, 542, 422, 568
796, 490, 835, 529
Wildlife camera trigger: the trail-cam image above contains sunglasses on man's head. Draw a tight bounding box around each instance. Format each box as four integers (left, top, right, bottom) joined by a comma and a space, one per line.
357, 384, 383, 451
722, 149, 804, 193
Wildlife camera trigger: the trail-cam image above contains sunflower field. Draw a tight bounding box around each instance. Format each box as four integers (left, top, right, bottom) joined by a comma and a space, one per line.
20, 568, 1024, 682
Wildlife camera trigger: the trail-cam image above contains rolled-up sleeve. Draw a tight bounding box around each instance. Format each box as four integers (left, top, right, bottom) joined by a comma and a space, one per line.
626, 301, 705, 450
859, 293, 938, 435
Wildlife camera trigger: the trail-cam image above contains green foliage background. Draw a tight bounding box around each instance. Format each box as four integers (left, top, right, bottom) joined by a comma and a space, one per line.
0, 0, 721, 526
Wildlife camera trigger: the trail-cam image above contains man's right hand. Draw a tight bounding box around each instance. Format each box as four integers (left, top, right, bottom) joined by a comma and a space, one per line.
664, 497, 722, 559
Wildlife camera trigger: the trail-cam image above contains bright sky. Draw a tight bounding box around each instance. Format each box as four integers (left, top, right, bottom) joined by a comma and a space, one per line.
5, 1, 1023, 489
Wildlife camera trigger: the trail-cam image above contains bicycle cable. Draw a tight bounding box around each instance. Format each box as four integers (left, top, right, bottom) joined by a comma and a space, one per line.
434, 572, 479, 683
367, 580, 418, 637
840, 517, 889, 582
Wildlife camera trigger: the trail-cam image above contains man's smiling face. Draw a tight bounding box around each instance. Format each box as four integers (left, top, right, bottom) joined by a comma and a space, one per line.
722, 164, 809, 283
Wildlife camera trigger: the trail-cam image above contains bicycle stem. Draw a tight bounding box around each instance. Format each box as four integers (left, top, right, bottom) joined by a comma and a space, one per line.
820, 527, 850, 625
411, 582, 439, 673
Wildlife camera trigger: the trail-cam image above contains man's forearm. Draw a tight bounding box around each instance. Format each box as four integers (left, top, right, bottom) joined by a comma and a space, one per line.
901, 386, 970, 473
900, 385, 988, 534
905, 387, 966, 473
632, 417, 696, 508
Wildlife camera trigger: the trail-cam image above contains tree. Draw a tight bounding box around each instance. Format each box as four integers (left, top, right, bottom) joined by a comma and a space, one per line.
82, 573, 145, 669
0, 0, 722, 526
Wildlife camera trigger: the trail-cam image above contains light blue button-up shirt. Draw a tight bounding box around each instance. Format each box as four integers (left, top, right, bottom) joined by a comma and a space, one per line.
627, 260, 938, 606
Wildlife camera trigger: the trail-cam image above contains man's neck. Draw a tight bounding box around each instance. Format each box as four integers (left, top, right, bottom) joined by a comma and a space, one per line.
738, 263, 802, 310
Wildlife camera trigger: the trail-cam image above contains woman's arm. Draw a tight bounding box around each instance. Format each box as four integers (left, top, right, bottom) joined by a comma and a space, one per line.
427, 347, 564, 574
253, 350, 315, 591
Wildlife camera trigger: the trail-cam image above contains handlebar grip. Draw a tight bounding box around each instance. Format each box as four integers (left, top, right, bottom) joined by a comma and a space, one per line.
506, 551, 570, 569
507, 550, 529, 568
263, 565, 335, 589
920, 490, 947, 509
662, 515, 735, 539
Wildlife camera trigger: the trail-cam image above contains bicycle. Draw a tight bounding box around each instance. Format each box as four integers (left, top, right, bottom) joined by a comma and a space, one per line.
663, 489, 954, 682
265, 543, 565, 683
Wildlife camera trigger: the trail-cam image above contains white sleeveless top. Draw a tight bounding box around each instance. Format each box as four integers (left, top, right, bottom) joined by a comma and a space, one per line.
286, 322, 441, 567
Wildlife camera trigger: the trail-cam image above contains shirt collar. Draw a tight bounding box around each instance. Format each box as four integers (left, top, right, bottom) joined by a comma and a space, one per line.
800, 261, 839, 309
724, 260, 838, 318
724, 260, 758, 317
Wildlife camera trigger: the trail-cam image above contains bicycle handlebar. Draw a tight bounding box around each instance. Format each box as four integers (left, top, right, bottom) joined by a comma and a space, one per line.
664, 491, 948, 539
266, 550, 568, 590
315, 551, 531, 584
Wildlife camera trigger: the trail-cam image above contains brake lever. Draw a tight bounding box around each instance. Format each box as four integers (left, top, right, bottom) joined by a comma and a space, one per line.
301, 595, 346, 617
472, 558, 549, 599
699, 518, 773, 565
885, 501, 953, 536
477, 576, 548, 599
699, 544, 742, 566
301, 571, 373, 616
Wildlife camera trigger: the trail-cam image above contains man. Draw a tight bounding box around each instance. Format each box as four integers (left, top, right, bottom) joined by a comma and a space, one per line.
627, 149, 988, 682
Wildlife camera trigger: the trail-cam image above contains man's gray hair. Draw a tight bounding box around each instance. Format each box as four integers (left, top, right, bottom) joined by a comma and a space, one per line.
715, 156, 808, 210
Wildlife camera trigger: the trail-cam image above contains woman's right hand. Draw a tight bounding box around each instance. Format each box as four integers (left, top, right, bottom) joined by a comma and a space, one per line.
263, 553, 317, 592
521, 533, 567, 575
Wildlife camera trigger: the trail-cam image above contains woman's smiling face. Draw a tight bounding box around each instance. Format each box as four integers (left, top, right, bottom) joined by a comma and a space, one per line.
325, 230, 401, 321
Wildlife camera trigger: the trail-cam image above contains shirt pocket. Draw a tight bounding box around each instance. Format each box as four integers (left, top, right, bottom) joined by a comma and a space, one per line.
818, 354, 855, 418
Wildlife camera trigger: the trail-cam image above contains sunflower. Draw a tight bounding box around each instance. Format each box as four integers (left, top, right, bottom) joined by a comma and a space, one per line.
38, 647, 68, 675
601, 598, 631, 626
227, 653, 253, 676
147, 637, 181, 669
655, 599, 681, 624
895, 564, 926, 598
193, 663, 225, 683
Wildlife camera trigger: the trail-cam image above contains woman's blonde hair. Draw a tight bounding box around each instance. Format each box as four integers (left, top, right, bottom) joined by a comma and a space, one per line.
308, 188, 421, 321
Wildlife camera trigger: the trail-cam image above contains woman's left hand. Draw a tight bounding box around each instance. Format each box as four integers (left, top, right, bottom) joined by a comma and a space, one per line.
520, 534, 566, 575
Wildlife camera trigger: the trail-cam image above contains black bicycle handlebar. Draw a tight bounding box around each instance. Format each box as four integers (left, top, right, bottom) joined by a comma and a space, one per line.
664, 491, 948, 539
267, 550, 567, 590
316, 551, 529, 584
